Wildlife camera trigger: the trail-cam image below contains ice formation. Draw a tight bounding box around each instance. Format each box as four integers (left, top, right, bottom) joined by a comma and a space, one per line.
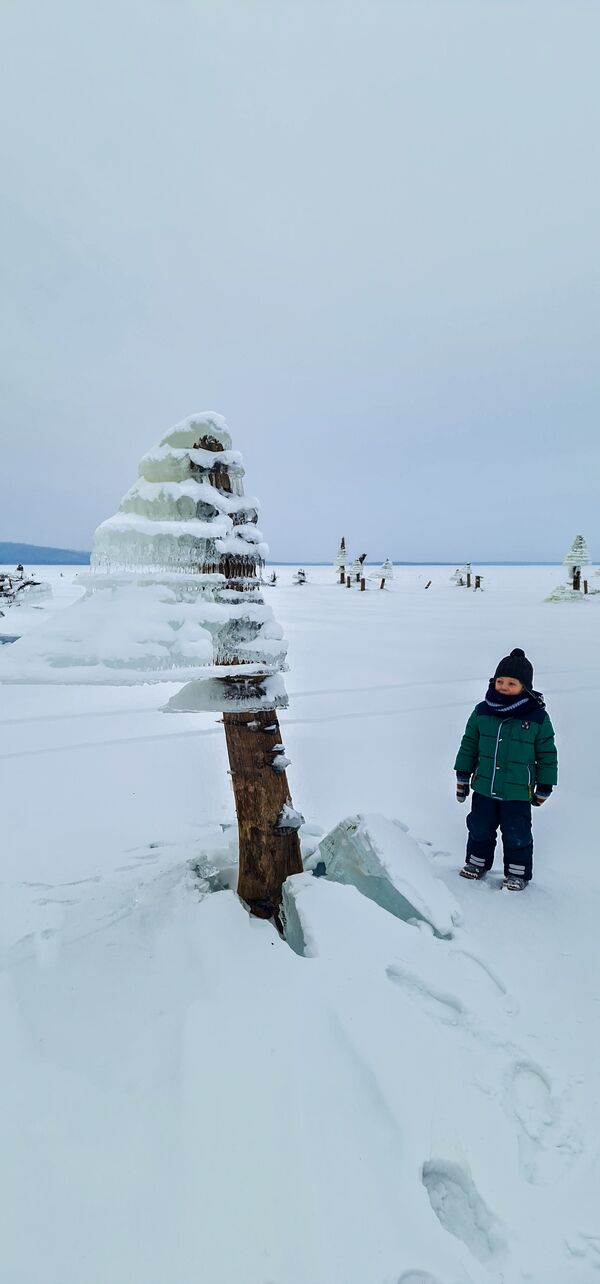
369, 557, 394, 583
93, 413, 267, 576
0, 413, 289, 705
545, 584, 588, 604
563, 534, 591, 580
0, 570, 52, 607
334, 537, 347, 574
381, 556, 394, 580
305, 813, 462, 937
546, 534, 595, 601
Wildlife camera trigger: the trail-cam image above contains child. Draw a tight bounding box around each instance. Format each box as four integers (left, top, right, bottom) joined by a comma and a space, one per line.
454, 648, 558, 890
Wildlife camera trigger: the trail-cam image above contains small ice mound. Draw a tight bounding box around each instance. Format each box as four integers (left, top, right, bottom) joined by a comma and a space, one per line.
310, 814, 462, 937
545, 584, 587, 603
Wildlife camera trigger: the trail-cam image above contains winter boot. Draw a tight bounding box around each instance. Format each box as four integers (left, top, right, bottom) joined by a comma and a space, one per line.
502, 875, 527, 892
459, 864, 486, 881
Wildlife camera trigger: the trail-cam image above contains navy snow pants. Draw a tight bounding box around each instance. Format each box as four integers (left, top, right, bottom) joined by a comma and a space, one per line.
465, 792, 533, 882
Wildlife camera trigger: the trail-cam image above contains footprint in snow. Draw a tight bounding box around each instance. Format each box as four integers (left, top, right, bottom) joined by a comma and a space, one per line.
386, 964, 465, 1028
506, 1060, 582, 1186
421, 1158, 508, 1265
398, 1272, 443, 1283
564, 1232, 600, 1273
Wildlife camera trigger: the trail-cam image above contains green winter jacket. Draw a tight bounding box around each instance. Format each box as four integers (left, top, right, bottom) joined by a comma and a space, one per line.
454, 701, 558, 802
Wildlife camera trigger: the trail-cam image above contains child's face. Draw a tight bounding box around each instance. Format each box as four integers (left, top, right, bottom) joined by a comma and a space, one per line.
495, 676, 524, 696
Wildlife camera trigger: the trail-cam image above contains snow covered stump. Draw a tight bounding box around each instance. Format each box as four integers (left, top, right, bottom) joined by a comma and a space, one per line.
0, 412, 303, 921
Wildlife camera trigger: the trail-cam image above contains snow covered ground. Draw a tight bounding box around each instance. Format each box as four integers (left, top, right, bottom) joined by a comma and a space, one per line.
1, 564, 599, 1284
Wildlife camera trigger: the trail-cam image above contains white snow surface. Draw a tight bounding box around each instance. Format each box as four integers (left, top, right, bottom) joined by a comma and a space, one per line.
1, 563, 599, 1284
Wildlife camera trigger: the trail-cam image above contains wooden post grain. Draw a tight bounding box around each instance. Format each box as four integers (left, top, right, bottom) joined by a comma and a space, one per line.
223, 709, 302, 918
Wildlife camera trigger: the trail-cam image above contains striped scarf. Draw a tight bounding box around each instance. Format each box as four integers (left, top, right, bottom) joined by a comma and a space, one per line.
485, 691, 530, 714
483, 682, 544, 718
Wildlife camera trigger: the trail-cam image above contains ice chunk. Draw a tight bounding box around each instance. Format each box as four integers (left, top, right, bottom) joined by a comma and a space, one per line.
271, 752, 291, 773
313, 813, 462, 937
275, 802, 305, 831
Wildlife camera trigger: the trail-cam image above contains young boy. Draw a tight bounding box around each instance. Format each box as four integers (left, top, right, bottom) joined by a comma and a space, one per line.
454, 648, 558, 890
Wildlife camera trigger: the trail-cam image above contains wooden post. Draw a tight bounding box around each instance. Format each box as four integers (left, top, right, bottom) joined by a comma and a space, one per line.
425, 580, 432, 590
379, 577, 385, 590
466, 572, 471, 588
584, 579, 589, 594
223, 709, 302, 919
346, 575, 351, 587
360, 577, 366, 591
340, 569, 345, 584
197, 434, 302, 920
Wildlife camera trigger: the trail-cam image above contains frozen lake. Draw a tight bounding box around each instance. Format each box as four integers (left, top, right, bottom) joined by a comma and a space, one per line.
0, 562, 599, 1284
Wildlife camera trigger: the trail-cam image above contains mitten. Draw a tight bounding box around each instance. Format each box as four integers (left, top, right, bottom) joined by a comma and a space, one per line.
532, 784, 553, 808
456, 774, 470, 803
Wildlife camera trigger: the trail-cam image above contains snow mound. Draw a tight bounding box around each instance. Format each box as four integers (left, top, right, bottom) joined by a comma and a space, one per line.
308, 813, 462, 937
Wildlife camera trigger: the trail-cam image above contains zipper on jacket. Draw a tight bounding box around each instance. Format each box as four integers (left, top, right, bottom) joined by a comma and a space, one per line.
491, 720, 508, 798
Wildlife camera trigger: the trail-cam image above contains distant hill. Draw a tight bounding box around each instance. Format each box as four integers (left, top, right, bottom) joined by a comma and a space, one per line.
0, 542, 90, 565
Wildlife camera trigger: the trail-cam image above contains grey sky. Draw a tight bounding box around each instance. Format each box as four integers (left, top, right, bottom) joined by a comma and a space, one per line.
1, 0, 599, 562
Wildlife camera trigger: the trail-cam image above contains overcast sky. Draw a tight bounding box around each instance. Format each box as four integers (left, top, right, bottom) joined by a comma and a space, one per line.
1, 0, 599, 561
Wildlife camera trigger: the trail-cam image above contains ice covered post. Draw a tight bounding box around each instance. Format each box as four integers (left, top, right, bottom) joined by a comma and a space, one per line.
107, 414, 304, 919
0, 412, 303, 920
334, 537, 347, 584
352, 553, 367, 584
378, 557, 394, 590
563, 535, 590, 591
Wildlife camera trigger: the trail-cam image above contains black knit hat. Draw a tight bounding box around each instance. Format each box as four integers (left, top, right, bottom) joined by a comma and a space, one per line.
494, 648, 533, 690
